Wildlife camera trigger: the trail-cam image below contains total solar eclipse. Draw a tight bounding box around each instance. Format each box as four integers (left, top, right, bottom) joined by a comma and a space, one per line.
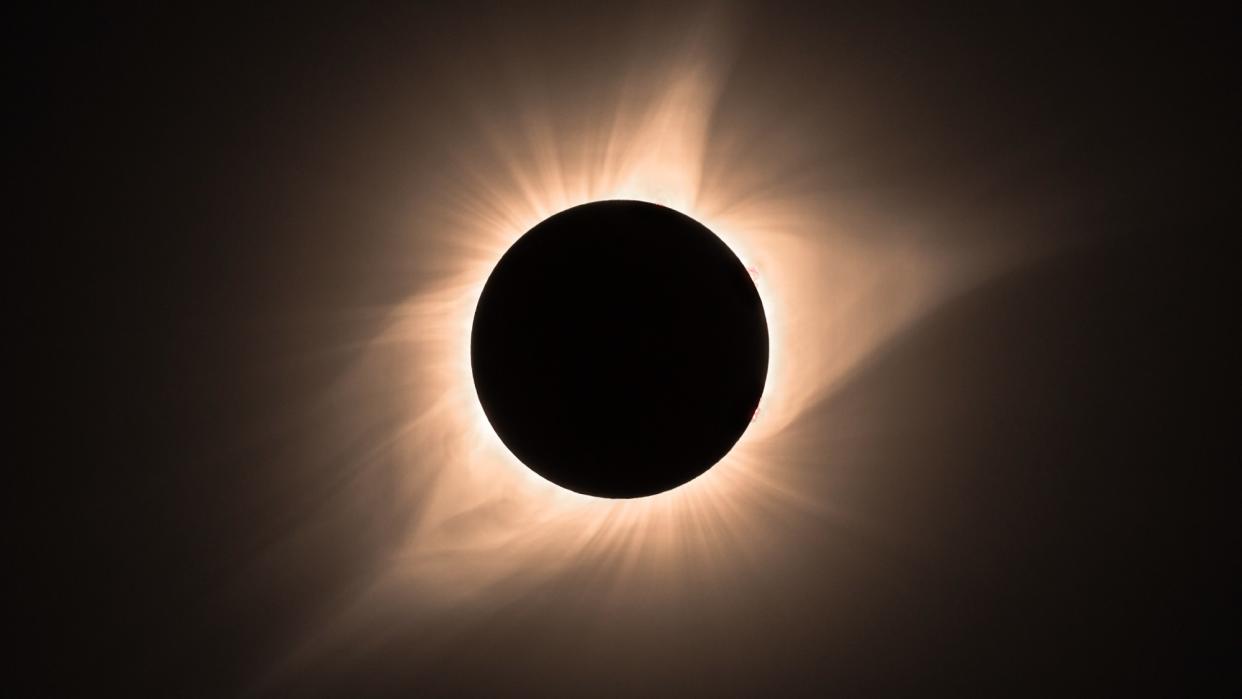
471, 200, 768, 498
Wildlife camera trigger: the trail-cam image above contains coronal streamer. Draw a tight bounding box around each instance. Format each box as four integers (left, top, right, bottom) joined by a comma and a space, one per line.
260, 12, 1012, 685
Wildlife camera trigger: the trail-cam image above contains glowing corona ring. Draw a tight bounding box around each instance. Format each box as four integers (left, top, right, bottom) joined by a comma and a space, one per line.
264, 19, 977, 681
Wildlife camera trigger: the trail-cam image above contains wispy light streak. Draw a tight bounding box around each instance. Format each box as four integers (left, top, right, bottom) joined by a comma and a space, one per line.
258, 12, 1015, 687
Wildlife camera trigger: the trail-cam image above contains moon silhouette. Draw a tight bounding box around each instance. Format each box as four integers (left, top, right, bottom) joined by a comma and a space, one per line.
471, 200, 768, 498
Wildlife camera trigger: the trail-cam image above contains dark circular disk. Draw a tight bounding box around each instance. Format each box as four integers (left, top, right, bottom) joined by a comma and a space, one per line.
471, 200, 768, 498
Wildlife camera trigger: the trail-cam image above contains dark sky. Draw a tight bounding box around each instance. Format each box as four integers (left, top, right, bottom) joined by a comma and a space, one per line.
27, 4, 1229, 696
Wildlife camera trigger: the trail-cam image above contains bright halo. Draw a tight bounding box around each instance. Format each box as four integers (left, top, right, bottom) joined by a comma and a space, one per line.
261, 13, 1012, 683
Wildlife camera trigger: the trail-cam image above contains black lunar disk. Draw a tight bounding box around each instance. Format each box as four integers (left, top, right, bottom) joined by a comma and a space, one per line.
471, 200, 768, 498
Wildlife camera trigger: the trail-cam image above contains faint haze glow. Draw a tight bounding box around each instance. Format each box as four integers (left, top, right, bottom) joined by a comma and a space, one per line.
260, 12, 1026, 686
